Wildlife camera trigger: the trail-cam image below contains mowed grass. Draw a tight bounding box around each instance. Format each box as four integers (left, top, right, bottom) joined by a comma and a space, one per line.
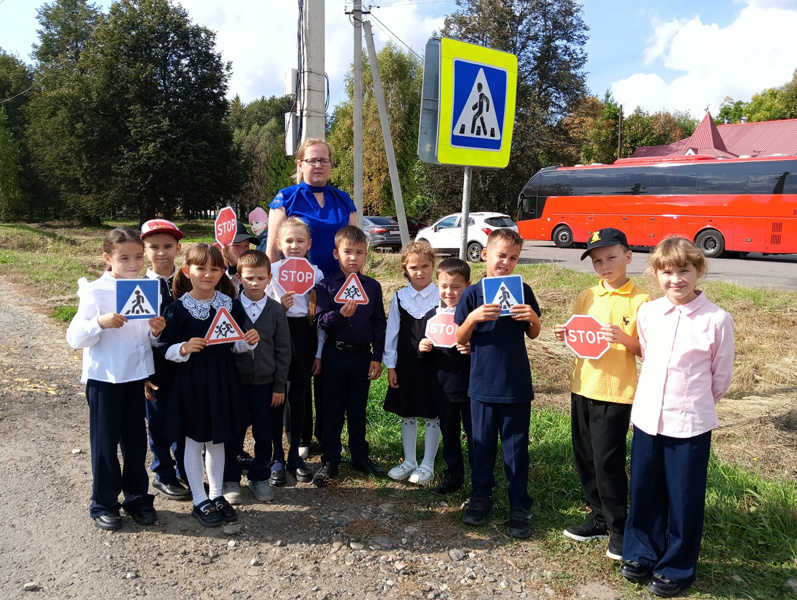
3, 221, 797, 599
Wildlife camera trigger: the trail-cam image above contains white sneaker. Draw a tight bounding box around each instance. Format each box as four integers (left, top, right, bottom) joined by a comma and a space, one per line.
248, 479, 274, 502
387, 461, 417, 481
298, 446, 309, 459
408, 465, 435, 486
222, 481, 243, 505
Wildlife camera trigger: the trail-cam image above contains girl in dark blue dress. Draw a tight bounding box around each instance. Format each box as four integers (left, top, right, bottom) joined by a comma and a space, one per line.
161, 244, 260, 527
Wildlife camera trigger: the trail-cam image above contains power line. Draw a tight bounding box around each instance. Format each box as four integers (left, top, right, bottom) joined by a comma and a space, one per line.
367, 11, 422, 60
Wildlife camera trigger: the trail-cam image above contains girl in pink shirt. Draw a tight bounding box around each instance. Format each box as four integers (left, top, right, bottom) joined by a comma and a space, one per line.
620, 237, 734, 598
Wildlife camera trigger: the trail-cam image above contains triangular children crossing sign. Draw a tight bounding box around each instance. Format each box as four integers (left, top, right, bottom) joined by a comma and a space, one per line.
204, 306, 246, 345
481, 274, 523, 317
116, 279, 160, 319
334, 272, 369, 305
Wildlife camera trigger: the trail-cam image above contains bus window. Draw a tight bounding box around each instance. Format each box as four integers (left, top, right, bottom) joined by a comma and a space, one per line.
782, 172, 797, 195
750, 161, 790, 194
537, 170, 571, 198
569, 170, 607, 196
606, 168, 650, 195
649, 166, 697, 195
696, 162, 751, 194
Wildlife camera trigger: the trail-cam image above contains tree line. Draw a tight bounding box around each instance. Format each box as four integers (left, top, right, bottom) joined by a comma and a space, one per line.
2, 0, 783, 225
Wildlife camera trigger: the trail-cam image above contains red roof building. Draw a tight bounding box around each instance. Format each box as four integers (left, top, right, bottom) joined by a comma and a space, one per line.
631, 112, 797, 159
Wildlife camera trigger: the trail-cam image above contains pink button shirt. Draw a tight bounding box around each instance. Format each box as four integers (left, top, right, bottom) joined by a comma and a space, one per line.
631, 291, 735, 438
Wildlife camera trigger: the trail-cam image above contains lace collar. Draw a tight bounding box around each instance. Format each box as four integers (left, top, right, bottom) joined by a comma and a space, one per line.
180, 291, 232, 320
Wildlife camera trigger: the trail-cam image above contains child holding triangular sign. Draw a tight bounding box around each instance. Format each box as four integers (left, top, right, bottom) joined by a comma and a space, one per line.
159, 244, 259, 528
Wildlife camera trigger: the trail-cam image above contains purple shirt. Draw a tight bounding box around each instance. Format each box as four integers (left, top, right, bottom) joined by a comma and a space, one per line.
632, 291, 735, 438
315, 270, 387, 362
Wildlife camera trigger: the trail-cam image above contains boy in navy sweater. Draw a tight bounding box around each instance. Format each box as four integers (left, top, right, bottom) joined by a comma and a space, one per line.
454, 229, 541, 538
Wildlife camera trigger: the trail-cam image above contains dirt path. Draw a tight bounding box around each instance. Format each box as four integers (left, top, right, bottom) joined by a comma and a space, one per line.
0, 277, 628, 600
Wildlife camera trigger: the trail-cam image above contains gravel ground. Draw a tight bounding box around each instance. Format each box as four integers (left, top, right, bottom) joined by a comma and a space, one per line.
0, 276, 629, 600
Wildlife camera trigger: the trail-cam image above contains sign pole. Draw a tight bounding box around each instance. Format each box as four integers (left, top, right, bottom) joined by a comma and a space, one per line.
459, 166, 472, 261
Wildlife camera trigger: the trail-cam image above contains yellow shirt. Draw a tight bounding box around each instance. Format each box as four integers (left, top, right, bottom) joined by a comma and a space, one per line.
570, 279, 650, 404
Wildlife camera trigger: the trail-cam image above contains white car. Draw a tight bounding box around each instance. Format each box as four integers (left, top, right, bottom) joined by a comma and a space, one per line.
415, 212, 519, 262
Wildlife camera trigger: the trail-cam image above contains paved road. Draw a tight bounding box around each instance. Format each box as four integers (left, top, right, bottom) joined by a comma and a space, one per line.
520, 241, 797, 291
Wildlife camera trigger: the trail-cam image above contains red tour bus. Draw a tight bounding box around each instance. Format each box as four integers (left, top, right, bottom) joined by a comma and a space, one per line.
516, 155, 797, 257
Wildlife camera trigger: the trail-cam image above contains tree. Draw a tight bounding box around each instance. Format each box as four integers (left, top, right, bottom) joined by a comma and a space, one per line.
440, 0, 589, 215
328, 43, 424, 216
78, 0, 240, 220
229, 95, 295, 212
25, 0, 104, 220
0, 107, 24, 219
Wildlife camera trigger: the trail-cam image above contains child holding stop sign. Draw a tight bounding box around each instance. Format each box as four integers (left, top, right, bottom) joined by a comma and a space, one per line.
553, 227, 649, 561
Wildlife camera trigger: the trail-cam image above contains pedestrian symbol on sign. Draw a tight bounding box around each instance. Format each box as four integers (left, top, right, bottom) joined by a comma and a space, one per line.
453, 70, 500, 141
481, 274, 523, 317
115, 279, 160, 320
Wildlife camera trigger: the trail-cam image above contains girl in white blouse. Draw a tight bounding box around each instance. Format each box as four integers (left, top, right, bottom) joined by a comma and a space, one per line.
66, 227, 165, 531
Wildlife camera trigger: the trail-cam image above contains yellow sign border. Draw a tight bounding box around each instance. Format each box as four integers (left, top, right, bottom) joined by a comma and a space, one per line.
437, 38, 517, 168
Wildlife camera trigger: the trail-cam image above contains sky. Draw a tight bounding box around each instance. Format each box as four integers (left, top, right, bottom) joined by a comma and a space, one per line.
2, 0, 797, 119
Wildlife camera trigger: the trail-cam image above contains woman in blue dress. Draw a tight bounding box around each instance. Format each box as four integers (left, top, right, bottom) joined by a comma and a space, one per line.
265, 138, 357, 277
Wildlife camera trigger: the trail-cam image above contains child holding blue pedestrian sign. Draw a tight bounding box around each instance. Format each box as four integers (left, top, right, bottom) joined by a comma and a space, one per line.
454, 228, 540, 538
66, 227, 164, 530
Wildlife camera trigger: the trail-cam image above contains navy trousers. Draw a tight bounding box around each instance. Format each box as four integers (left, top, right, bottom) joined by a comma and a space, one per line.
436, 398, 473, 487
320, 346, 372, 466
224, 383, 274, 483
274, 379, 309, 465
570, 393, 632, 535
145, 385, 185, 484
86, 379, 154, 518
623, 426, 712, 586
470, 399, 532, 511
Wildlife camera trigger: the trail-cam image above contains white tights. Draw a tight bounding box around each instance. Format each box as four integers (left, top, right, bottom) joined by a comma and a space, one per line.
183, 437, 224, 506
400, 417, 441, 469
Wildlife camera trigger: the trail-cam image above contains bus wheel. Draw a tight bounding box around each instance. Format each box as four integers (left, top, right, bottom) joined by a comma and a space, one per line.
553, 225, 574, 249
695, 229, 725, 258
466, 241, 483, 263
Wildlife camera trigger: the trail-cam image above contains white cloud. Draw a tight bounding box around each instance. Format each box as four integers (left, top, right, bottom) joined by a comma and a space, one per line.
182, 1, 443, 106
611, 1, 797, 116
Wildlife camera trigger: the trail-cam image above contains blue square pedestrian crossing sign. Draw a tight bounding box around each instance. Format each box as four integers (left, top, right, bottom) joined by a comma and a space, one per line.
481, 275, 523, 317
116, 279, 160, 319
436, 38, 517, 168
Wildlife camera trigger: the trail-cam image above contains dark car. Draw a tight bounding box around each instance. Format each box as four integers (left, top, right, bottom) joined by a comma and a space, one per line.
363, 216, 402, 252
386, 215, 428, 236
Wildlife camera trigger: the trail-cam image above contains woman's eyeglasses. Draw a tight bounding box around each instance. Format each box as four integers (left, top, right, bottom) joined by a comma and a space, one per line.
302, 158, 332, 167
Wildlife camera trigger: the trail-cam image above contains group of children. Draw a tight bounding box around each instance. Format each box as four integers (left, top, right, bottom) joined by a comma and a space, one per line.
67, 216, 734, 598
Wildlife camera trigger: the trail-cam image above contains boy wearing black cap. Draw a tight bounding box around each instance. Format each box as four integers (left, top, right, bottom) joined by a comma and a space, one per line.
553, 227, 649, 561
141, 219, 190, 499
222, 221, 260, 278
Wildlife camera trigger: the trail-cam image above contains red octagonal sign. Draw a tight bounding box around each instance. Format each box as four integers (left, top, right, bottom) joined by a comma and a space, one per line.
215, 206, 238, 247
564, 314, 610, 359
277, 257, 316, 295
425, 312, 458, 348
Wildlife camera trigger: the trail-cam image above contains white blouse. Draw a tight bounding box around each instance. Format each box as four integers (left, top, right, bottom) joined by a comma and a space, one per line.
66, 272, 158, 384
383, 282, 439, 369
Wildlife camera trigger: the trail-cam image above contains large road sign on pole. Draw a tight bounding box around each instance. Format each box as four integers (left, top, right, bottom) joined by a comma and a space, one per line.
418, 38, 517, 169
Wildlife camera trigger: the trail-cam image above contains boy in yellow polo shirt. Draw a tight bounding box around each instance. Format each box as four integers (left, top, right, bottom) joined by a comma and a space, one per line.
554, 228, 649, 561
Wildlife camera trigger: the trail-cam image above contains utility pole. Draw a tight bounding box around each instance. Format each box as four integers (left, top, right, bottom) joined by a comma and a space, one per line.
301, 0, 326, 140
617, 104, 623, 161
352, 0, 364, 226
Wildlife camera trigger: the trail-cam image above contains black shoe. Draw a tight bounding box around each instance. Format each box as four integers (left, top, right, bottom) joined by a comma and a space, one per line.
351, 458, 386, 478
153, 478, 191, 500
211, 497, 238, 522
506, 506, 531, 538
237, 451, 254, 474
620, 561, 651, 583
431, 479, 462, 496
462, 496, 493, 526
269, 463, 287, 487
94, 513, 122, 531
647, 573, 684, 598
126, 506, 157, 525
606, 534, 623, 561
287, 459, 314, 483
312, 462, 339, 487
192, 499, 223, 527
563, 517, 609, 541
